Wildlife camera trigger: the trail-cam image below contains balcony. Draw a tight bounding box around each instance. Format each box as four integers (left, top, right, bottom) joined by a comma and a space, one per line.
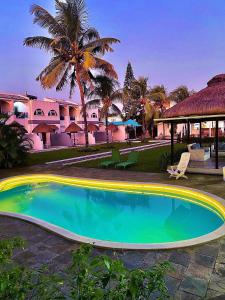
15, 112, 28, 119
70, 116, 75, 121
60, 116, 65, 121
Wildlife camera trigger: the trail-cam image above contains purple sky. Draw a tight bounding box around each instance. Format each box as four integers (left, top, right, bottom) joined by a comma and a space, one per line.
1, 0, 225, 102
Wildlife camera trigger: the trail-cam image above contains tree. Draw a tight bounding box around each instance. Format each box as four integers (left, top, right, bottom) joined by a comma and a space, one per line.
132, 77, 155, 137
123, 62, 135, 90
24, 0, 120, 147
149, 85, 167, 107
169, 85, 191, 103
123, 62, 137, 120
86, 75, 123, 143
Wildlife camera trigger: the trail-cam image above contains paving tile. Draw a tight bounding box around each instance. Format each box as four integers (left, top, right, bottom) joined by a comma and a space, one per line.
165, 275, 181, 296
213, 263, 225, 278
206, 289, 225, 299
216, 253, 225, 265
180, 276, 208, 298
209, 274, 225, 294
193, 253, 216, 268
168, 262, 187, 280
174, 290, 201, 300
169, 251, 190, 267
196, 244, 219, 258
186, 262, 212, 280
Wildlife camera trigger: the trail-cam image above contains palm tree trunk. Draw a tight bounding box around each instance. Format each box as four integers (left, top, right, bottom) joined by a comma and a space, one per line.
105, 111, 109, 143
77, 73, 89, 147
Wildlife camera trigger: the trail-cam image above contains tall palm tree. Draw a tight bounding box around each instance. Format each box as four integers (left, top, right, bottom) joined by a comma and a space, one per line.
24, 0, 120, 147
86, 75, 123, 143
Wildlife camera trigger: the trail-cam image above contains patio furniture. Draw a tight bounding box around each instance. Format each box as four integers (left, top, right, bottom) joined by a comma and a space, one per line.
187, 143, 210, 161
167, 152, 190, 180
115, 151, 139, 169
100, 149, 121, 168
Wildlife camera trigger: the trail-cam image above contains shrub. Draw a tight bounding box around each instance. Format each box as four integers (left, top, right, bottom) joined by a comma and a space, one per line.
0, 122, 32, 168
160, 147, 187, 171
0, 238, 171, 299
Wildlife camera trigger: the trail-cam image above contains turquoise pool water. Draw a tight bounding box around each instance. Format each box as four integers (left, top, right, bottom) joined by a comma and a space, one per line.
0, 183, 223, 244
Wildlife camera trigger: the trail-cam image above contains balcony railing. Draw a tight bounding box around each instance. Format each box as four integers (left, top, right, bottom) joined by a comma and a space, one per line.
15, 112, 28, 119
70, 116, 75, 121
60, 116, 65, 121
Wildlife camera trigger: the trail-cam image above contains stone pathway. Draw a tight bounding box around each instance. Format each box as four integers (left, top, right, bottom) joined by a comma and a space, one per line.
1, 166, 225, 299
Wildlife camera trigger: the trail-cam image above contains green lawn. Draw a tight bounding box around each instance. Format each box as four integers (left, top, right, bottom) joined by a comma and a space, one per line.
74, 144, 187, 173
27, 141, 151, 166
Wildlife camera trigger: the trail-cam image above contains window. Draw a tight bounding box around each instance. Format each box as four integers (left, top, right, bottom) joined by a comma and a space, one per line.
91, 113, 97, 119
48, 110, 57, 116
34, 109, 44, 116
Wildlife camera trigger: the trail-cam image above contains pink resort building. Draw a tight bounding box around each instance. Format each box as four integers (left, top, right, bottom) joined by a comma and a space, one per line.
0, 93, 126, 151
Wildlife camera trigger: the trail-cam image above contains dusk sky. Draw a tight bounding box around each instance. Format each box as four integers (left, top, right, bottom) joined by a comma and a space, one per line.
1, 0, 225, 102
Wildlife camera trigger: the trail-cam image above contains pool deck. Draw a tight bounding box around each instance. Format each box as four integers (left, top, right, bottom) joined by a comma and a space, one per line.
1, 165, 225, 299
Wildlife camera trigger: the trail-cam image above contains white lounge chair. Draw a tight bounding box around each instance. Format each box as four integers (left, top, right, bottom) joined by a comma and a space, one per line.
167, 152, 191, 180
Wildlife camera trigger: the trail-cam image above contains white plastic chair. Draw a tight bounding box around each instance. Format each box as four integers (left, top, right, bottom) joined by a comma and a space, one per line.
167, 152, 191, 180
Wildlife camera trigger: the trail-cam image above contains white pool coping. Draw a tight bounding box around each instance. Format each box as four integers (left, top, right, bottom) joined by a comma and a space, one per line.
0, 175, 225, 250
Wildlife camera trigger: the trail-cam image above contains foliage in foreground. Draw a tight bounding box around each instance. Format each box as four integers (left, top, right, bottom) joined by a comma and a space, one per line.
0, 119, 32, 169
0, 238, 171, 300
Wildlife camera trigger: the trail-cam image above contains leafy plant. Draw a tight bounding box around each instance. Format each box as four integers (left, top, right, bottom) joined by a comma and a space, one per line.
0, 238, 171, 299
0, 121, 32, 169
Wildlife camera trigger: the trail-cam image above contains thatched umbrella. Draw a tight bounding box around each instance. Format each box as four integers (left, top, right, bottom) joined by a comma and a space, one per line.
163, 74, 225, 118
108, 124, 118, 132
32, 123, 53, 134
32, 123, 53, 147
65, 122, 83, 145
49, 125, 59, 132
65, 122, 83, 133
87, 123, 99, 132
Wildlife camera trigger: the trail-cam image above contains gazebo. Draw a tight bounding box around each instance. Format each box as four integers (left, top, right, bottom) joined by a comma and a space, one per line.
65, 122, 83, 145
155, 74, 225, 171
32, 123, 54, 148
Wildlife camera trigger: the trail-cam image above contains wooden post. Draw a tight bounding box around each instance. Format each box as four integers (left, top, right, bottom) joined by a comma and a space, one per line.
171, 122, 174, 165
199, 122, 202, 147
215, 120, 219, 169
187, 120, 190, 144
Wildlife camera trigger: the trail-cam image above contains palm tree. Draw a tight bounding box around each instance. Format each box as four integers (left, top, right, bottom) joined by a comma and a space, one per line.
149, 85, 167, 109
24, 0, 120, 147
86, 75, 123, 143
131, 77, 155, 137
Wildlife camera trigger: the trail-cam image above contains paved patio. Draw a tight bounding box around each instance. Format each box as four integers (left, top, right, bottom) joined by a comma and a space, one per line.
1, 165, 225, 299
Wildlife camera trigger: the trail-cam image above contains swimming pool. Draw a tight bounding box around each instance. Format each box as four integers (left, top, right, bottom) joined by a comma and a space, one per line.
0, 175, 225, 249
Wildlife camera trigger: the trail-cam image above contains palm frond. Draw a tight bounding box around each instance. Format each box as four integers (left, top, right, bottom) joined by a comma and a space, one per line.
23, 36, 54, 51
56, 65, 70, 91
86, 99, 101, 109
30, 4, 65, 37
84, 37, 120, 54
39, 61, 67, 89
95, 58, 118, 79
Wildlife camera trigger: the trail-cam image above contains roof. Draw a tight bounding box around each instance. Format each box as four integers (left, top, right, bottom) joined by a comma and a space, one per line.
87, 124, 99, 132
0, 93, 29, 102
163, 74, 225, 118
65, 122, 83, 133
32, 123, 54, 133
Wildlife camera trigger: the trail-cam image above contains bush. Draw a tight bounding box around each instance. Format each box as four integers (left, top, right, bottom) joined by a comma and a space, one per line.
0, 122, 32, 169
0, 238, 172, 299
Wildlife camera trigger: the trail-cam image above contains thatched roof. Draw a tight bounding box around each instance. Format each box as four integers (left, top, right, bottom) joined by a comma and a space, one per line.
87, 124, 99, 132
65, 122, 83, 133
32, 123, 53, 133
163, 74, 225, 118
108, 124, 118, 132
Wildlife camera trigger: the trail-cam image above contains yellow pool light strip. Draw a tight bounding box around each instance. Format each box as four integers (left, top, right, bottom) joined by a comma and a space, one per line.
1, 174, 225, 220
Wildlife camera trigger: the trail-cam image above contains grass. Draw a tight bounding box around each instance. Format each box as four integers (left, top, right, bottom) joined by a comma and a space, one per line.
74, 144, 187, 173
27, 141, 151, 166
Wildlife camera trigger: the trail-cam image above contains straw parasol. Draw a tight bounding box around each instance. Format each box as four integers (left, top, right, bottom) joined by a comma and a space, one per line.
108, 124, 118, 132
163, 74, 225, 118
49, 125, 59, 131
87, 123, 99, 132
32, 123, 53, 133
65, 122, 83, 133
